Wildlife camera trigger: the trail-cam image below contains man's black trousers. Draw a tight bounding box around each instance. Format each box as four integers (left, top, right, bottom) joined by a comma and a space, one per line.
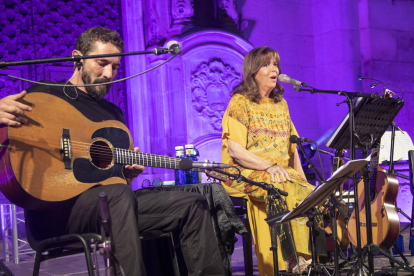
26, 184, 225, 276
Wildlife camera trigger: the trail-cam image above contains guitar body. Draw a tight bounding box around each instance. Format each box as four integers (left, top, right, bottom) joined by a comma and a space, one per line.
348, 169, 400, 250
0, 92, 133, 210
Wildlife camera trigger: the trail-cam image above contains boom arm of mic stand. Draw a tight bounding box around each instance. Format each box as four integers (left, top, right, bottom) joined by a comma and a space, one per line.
213, 168, 288, 197
0, 49, 171, 69
297, 142, 325, 182
296, 87, 377, 99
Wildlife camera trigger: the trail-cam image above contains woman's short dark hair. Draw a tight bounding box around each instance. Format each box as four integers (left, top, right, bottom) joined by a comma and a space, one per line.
75, 27, 124, 55
232, 46, 284, 103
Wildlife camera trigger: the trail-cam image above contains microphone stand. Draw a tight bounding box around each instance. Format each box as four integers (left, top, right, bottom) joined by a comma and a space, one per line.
215, 168, 290, 276
99, 192, 114, 276
0, 48, 173, 69
296, 86, 413, 276
218, 167, 308, 276
295, 140, 347, 276
296, 86, 374, 276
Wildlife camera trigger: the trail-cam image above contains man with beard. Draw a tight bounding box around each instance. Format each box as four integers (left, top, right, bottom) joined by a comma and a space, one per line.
0, 27, 225, 276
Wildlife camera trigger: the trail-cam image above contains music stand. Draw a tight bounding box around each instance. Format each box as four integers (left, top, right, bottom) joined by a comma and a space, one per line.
325, 96, 406, 275
267, 155, 373, 276
326, 96, 404, 150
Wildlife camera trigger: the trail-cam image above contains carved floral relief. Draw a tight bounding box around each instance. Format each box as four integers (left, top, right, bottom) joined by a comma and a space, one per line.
191, 59, 241, 131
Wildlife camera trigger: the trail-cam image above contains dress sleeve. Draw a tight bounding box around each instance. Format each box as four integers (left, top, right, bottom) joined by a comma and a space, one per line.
221, 95, 249, 162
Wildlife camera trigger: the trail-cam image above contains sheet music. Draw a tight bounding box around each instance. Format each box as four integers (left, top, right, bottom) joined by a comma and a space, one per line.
379, 131, 414, 163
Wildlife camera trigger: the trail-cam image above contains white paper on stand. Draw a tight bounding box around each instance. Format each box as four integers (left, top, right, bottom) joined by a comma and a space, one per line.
379, 131, 414, 163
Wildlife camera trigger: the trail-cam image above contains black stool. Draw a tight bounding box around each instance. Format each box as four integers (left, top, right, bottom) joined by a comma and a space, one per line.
25, 209, 180, 276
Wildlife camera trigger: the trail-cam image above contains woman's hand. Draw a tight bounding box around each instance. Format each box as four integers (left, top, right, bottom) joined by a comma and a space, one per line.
266, 165, 291, 183
123, 147, 145, 184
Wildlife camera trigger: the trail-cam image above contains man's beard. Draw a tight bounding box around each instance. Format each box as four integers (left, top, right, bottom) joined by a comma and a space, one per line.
81, 69, 112, 101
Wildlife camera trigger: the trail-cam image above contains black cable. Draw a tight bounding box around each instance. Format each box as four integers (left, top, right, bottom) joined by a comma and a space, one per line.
312, 142, 325, 182
110, 251, 125, 276
0, 54, 177, 87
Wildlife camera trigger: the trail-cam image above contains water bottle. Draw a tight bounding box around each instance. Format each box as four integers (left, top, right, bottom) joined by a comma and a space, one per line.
175, 146, 185, 185
410, 235, 414, 255
184, 144, 200, 184
393, 234, 404, 254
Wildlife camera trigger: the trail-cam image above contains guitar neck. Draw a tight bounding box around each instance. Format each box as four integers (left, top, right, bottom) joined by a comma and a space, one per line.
113, 148, 182, 170
369, 147, 380, 188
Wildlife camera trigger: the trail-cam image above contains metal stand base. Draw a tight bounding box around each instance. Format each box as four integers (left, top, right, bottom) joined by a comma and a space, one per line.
1, 204, 34, 264
306, 211, 331, 276
364, 244, 414, 276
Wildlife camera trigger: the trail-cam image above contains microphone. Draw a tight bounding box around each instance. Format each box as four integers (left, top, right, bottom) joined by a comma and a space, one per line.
99, 192, 112, 237
179, 158, 231, 171
278, 74, 309, 87
289, 135, 313, 144
358, 76, 385, 92
166, 40, 182, 55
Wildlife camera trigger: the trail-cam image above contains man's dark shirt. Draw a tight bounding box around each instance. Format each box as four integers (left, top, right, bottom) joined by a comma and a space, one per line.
26, 81, 125, 124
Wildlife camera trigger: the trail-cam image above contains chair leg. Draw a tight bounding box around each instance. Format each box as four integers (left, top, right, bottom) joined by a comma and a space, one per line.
167, 233, 181, 276
75, 235, 96, 276
32, 251, 42, 276
243, 216, 254, 276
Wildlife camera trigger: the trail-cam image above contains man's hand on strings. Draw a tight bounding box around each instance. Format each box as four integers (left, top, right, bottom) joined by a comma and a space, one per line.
124, 147, 145, 184
266, 165, 291, 183
0, 91, 32, 126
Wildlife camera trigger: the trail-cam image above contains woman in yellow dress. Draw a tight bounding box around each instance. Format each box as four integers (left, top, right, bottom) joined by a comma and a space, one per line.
221, 46, 320, 274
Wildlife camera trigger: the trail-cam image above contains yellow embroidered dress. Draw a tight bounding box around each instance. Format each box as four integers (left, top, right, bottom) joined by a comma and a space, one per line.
221, 94, 314, 274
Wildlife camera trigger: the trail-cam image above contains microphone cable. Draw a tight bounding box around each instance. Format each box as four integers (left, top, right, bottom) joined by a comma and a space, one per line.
0, 53, 178, 88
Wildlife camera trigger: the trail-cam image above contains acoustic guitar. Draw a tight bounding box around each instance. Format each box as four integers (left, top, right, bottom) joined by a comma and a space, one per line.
0, 92, 193, 210
347, 145, 400, 250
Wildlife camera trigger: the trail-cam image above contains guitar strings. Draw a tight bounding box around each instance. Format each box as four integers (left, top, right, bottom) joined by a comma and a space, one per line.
67, 148, 180, 166
69, 140, 181, 161
67, 141, 181, 166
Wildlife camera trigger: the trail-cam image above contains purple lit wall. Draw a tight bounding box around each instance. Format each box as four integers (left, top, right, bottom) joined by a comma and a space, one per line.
1, 0, 414, 222
121, 0, 414, 222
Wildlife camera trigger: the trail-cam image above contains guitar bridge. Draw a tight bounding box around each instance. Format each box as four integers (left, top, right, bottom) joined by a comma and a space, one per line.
61, 129, 72, 170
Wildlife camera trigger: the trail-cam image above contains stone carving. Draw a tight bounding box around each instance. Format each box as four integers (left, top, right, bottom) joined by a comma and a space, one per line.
191, 59, 241, 131
171, 0, 194, 26
217, 0, 239, 28
215, 0, 248, 34
146, 0, 162, 47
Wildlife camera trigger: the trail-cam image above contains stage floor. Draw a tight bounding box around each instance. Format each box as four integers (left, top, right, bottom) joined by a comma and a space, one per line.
1, 223, 414, 276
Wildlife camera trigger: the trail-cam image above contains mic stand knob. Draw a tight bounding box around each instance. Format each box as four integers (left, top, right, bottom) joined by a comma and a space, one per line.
103, 238, 113, 276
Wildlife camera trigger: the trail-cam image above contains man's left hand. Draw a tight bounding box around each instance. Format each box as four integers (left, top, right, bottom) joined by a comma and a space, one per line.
123, 147, 145, 183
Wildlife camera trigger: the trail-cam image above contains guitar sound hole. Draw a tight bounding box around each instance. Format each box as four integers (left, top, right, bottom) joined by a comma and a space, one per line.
90, 140, 113, 169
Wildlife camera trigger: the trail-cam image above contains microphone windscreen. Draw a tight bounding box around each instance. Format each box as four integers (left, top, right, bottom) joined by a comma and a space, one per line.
99, 192, 110, 220
278, 74, 290, 83
179, 158, 193, 171
166, 40, 181, 55
289, 135, 299, 144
